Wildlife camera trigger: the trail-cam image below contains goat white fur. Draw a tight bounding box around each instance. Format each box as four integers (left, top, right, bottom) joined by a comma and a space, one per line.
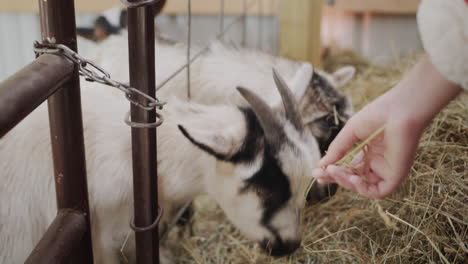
84, 33, 355, 154
84, 33, 355, 109
1, 70, 320, 263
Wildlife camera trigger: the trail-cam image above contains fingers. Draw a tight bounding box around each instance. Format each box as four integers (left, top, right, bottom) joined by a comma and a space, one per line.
313, 166, 355, 188
312, 168, 335, 184
375, 178, 401, 198
348, 175, 382, 199
317, 165, 397, 199
317, 176, 335, 184
332, 172, 381, 199
322, 165, 357, 192
318, 120, 360, 167
348, 172, 399, 199
312, 168, 327, 178
349, 151, 365, 166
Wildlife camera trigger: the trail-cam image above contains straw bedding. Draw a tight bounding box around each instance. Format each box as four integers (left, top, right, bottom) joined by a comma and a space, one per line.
167, 48, 467, 264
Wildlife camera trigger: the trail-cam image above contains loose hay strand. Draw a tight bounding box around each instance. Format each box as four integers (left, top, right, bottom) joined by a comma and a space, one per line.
385, 211, 451, 264
335, 125, 386, 166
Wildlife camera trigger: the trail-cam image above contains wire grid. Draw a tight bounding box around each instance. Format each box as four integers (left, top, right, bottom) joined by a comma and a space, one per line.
156, 0, 268, 95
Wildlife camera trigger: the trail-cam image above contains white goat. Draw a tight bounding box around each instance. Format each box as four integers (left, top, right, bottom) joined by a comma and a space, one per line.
1, 68, 321, 263
83, 33, 355, 201
84, 33, 355, 156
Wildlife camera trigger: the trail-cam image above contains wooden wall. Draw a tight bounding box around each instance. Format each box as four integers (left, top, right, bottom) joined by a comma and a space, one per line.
331, 0, 420, 14
0, 0, 422, 80
279, 0, 322, 66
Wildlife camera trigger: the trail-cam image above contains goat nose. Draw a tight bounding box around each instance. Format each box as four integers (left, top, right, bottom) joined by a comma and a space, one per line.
263, 239, 301, 257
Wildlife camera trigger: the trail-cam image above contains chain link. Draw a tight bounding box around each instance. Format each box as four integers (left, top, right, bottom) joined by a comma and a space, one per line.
34, 41, 165, 128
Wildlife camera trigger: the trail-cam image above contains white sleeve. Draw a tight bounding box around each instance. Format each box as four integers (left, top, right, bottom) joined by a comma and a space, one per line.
417, 0, 468, 90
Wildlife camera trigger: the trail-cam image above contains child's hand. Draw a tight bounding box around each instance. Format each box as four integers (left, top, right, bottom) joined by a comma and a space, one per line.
312, 95, 424, 199
313, 55, 462, 199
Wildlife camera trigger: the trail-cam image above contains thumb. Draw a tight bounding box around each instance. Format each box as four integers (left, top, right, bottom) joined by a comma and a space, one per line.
319, 120, 360, 167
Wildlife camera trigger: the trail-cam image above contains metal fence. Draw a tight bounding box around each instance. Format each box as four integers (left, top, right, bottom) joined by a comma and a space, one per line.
0, 0, 161, 262
0, 0, 269, 263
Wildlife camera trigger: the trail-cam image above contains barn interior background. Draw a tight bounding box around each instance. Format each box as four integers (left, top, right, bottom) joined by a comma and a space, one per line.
0, 0, 423, 81
1, 0, 466, 264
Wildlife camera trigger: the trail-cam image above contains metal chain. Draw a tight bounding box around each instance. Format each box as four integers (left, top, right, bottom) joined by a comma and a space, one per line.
33, 41, 165, 128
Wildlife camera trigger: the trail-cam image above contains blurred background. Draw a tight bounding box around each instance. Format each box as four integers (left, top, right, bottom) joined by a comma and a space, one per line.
0, 0, 422, 81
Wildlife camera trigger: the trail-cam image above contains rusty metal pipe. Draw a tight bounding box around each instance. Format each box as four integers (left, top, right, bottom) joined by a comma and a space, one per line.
39, 0, 93, 262
25, 209, 87, 264
0, 55, 73, 138
127, 1, 160, 263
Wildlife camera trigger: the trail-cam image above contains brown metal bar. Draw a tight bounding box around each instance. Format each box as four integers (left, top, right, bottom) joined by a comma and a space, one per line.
38, 0, 93, 263
127, 1, 160, 263
0, 55, 73, 138
25, 209, 87, 264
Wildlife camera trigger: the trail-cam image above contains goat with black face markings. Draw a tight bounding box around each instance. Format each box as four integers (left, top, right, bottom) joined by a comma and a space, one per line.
167, 70, 319, 257
0, 70, 320, 263
84, 36, 355, 204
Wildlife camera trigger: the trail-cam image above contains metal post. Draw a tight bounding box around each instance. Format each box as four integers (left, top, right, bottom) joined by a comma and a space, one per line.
186, 0, 192, 99
242, 0, 248, 47
38, 0, 93, 263
219, 0, 225, 38
25, 210, 87, 264
126, 1, 160, 263
257, 0, 263, 50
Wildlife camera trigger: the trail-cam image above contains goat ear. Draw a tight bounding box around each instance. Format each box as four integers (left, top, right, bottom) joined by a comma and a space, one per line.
289, 63, 314, 101
177, 123, 244, 160
332, 66, 356, 87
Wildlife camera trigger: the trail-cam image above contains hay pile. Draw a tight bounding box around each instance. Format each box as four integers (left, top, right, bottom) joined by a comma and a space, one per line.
167, 49, 467, 264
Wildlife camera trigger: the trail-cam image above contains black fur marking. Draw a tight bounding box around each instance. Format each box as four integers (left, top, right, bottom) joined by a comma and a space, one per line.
177, 125, 228, 160
305, 71, 346, 204
228, 107, 264, 163
179, 107, 293, 235
335, 97, 349, 117
232, 108, 293, 233
76, 27, 95, 39
179, 107, 291, 164
95, 16, 120, 35
241, 148, 291, 208
176, 202, 194, 227
240, 145, 292, 233
314, 115, 345, 156
311, 71, 350, 118
311, 71, 338, 99
234, 108, 292, 217
178, 108, 265, 163
306, 181, 339, 204
309, 71, 349, 155
119, 10, 128, 28
260, 237, 300, 257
